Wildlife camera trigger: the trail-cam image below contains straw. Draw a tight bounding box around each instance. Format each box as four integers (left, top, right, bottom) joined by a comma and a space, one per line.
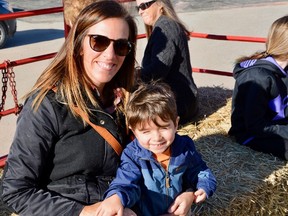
1, 86, 287, 216
179, 86, 288, 216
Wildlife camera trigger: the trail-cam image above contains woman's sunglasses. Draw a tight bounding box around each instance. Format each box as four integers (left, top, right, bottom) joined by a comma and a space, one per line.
88, 34, 133, 56
136, 0, 156, 11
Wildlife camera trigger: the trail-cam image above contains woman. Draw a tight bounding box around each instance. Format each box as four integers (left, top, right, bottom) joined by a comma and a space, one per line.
1, 1, 138, 215
136, 0, 198, 126
229, 15, 288, 160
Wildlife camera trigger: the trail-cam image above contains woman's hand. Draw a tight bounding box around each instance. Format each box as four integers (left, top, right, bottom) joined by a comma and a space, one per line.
79, 197, 137, 216
80, 202, 101, 216
95, 194, 123, 216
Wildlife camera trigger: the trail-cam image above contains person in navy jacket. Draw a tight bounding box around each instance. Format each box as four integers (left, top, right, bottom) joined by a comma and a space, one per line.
229, 15, 288, 160
96, 81, 216, 216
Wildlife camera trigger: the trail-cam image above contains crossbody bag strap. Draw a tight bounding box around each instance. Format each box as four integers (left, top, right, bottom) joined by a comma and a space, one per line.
73, 106, 123, 156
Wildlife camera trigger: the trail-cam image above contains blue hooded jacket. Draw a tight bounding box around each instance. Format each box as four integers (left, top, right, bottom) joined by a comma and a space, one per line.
229, 57, 288, 144
104, 134, 217, 215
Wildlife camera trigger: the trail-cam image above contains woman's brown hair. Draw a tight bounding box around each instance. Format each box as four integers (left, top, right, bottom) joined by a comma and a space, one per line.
25, 0, 138, 119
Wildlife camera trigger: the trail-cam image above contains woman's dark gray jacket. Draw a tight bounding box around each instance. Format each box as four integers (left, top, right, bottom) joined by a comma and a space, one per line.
141, 15, 198, 125
1, 90, 126, 216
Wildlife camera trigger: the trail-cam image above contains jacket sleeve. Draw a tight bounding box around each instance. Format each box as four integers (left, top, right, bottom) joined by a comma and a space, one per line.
141, 20, 176, 81
1, 96, 84, 216
196, 169, 217, 198
237, 71, 288, 139
104, 143, 141, 208
184, 138, 217, 198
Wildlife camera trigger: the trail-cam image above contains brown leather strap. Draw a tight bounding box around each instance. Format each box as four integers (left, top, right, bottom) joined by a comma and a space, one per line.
73, 106, 123, 156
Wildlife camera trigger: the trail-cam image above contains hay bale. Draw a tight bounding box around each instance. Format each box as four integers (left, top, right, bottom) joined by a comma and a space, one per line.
1, 85, 287, 216
178, 86, 288, 216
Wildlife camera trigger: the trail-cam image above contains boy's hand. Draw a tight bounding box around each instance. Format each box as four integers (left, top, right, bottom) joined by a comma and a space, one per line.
194, 189, 207, 203
166, 191, 195, 216
95, 194, 123, 216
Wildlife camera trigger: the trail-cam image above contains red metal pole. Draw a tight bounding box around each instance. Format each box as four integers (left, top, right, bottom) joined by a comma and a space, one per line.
0, 155, 7, 168
0, 7, 63, 20
190, 32, 266, 43
0, 53, 57, 70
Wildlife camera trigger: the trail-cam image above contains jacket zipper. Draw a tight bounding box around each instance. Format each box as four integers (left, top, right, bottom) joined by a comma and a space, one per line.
165, 163, 170, 208
165, 171, 170, 188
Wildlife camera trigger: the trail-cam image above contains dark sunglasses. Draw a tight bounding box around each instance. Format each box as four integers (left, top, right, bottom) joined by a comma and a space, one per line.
136, 0, 156, 11
88, 34, 132, 56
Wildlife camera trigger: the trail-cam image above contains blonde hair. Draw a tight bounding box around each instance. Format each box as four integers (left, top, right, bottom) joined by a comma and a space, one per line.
25, 0, 137, 119
145, 0, 190, 39
236, 15, 288, 63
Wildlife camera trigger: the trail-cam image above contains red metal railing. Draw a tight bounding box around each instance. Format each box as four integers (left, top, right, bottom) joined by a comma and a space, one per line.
189, 32, 266, 43
0, 4, 266, 167
0, 155, 6, 168
0, 7, 63, 19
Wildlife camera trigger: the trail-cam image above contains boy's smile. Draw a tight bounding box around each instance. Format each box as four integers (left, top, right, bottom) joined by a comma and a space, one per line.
132, 116, 179, 154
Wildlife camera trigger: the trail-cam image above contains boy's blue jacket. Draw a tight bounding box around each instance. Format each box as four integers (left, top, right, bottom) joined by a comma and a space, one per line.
104, 134, 217, 215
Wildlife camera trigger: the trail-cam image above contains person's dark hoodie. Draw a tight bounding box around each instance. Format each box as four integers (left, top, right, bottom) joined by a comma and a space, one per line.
229, 57, 288, 145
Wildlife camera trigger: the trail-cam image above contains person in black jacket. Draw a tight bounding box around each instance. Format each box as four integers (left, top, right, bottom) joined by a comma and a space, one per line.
1, 1, 138, 215
229, 15, 288, 160
135, 0, 198, 126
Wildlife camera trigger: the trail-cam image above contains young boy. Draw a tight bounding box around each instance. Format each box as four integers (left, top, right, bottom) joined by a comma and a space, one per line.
96, 81, 217, 216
